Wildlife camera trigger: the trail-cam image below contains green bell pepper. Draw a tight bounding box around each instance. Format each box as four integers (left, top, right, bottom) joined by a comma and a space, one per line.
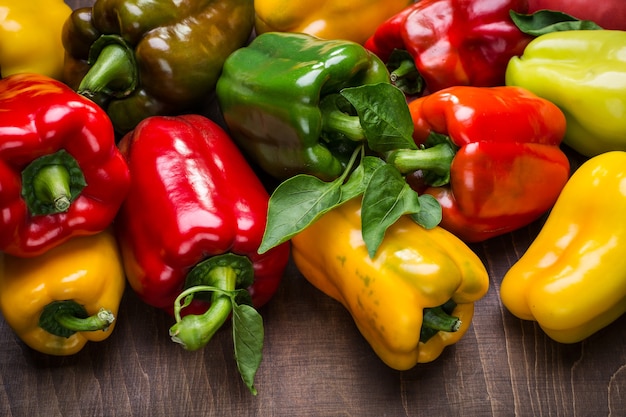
505, 30, 626, 157
215, 32, 391, 181
62, 0, 254, 135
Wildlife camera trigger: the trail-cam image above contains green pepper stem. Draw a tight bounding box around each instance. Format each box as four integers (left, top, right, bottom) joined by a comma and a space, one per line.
78, 38, 137, 99
39, 300, 114, 338
55, 308, 115, 332
31, 164, 72, 212
319, 93, 367, 143
390, 59, 418, 83
322, 109, 366, 142
386, 142, 456, 175
21, 149, 87, 216
169, 267, 237, 351
420, 301, 461, 343
423, 306, 461, 333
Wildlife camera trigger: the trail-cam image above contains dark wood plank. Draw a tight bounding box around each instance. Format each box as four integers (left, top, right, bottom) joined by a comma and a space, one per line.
0, 1, 624, 416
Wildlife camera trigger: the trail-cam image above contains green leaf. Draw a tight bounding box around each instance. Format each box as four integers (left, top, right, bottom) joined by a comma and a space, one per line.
361, 164, 422, 258
340, 83, 416, 153
258, 174, 342, 254
339, 156, 385, 203
411, 194, 442, 229
510, 10, 604, 36
232, 303, 264, 395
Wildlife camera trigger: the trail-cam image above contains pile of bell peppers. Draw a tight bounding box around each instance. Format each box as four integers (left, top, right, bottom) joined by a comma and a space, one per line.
0, 0, 625, 397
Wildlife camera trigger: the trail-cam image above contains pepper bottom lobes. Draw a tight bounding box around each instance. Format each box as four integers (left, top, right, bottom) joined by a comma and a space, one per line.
291, 197, 489, 370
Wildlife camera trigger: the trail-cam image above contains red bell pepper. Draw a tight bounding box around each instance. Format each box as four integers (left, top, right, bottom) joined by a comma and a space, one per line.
114, 114, 290, 394
364, 0, 532, 95
0, 73, 131, 257
387, 85, 570, 242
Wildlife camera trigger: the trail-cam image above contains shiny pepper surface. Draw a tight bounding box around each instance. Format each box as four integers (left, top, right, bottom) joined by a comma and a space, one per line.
0, 0, 71, 79
0, 231, 126, 355
364, 0, 531, 95
0, 73, 131, 257
62, 0, 254, 135
404, 85, 570, 242
115, 115, 290, 313
254, 0, 412, 44
506, 30, 626, 157
216, 32, 390, 181
291, 197, 489, 370
500, 151, 626, 343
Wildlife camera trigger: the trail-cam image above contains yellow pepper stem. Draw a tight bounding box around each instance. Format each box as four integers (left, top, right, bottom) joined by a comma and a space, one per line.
420, 300, 461, 343
39, 300, 115, 338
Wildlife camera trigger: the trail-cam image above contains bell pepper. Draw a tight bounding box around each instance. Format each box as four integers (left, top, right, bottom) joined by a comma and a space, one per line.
505, 30, 626, 157
291, 197, 489, 370
387, 85, 570, 242
0, 73, 131, 257
115, 114, 290, 394
0, 231, 126, 356
254, 0, 413, 45
364, 0, 532, 95
500, 151, 626, 343
215, 31, 391, 181
62, 0, 254, 135
0, 0, 71, 80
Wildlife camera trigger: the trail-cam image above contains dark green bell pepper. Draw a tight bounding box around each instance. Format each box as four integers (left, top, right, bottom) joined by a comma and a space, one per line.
62, 0, 254, 135
215, 32, 391, 181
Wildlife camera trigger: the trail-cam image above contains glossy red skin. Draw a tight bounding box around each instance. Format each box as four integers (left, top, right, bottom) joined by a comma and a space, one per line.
0, 73, 131, 257
364, 0, 532, 93
527, 0, 626, 30
408, 86, 570, 242
115, 115, 290, 313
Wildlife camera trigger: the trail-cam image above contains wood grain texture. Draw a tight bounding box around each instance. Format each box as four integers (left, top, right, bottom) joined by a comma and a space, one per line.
1, 1, 624, 416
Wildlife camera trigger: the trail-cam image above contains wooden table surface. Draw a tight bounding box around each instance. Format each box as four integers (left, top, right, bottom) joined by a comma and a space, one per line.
1, 1, 625, 416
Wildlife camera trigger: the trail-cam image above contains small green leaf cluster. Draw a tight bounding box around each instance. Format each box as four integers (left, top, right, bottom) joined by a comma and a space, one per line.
259, 83, 444, 258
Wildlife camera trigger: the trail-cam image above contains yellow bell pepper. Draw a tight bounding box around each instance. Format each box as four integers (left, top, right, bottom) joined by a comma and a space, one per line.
0, 0, 71, 79
254, 0, 413, 45
500, 151, 626, 343
0, 231, 126, 355
291, 197, 489, 370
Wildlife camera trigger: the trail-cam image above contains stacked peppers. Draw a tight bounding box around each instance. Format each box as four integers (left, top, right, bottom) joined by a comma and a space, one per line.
0, 73, 130, 355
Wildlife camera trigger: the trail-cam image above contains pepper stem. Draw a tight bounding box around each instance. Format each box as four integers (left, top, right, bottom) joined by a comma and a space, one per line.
78, 35, 138, 99
21, 149, 87, 216
386, 142, 456, 176
319, 94, 366, 142
39, 300, 115, 338
386, 49, 424, 95
169, 253, 255, 351
170, 267, 237, 351
31, 164, 72, 212
420, 300, 460, 343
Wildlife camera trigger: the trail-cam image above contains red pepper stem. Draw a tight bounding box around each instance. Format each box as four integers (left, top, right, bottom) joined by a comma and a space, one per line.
390, 59, 418, 83
21, 149, 87, 216
31, 164, 72, 212
78, 35, 138, 99
386, 142, 455, 175
169, 266, 237, 351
